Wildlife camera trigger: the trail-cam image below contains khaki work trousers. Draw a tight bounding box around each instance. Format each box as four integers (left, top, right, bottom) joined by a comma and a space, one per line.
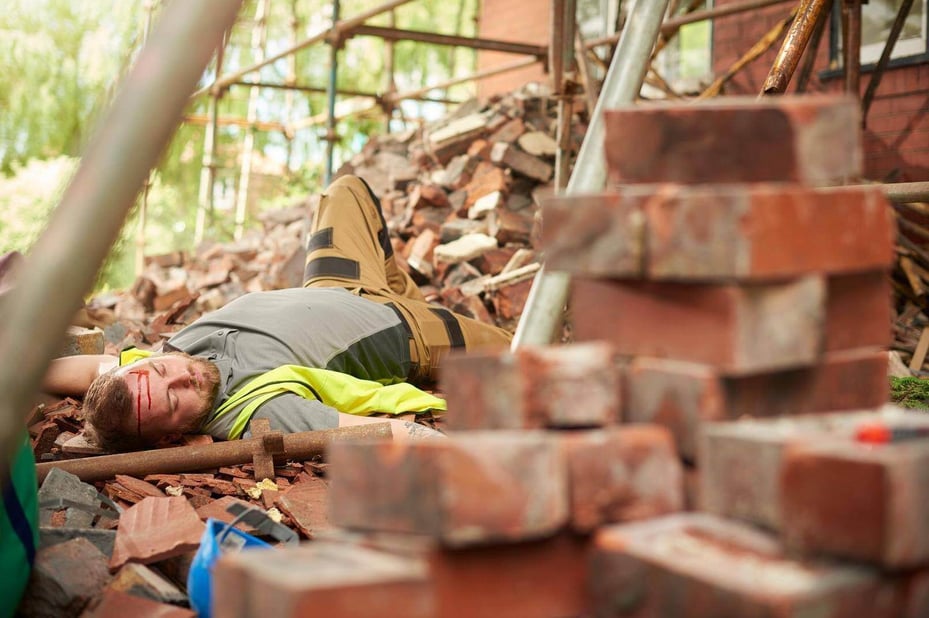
303, 175, 513, 383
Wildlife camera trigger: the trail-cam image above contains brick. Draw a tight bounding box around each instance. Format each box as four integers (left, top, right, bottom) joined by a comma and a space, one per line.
627, 349, 889, 460
274, 475, 333, 539
543, 193, 644, 277
699, 407, 927, 531
559, 426, 683, 532
38, 467, 100, 529
490, 277, 532, 322
544, 186, 894, 280
19, 538, 111, 617
590, 513, 901, 618
83, 590, 196, 618
441, 343, 621, 430
487, 206, 534, 245
826, 271, 892, 352
108, 562, 186, 606
39, 526, 117, 558
781, 432, 929, 569
213, 541, 433, 618
351, 531, 592, 617
433, 232, 498, 265
110, 496, 204, 570
328, 431, 568, 546
573, 276, 825, 373
604, 95, 861, 185
60, 325, 105, 356
490, 141, 553, 183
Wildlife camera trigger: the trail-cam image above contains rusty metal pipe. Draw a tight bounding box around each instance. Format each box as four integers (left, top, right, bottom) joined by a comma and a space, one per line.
0, 0, 243, 485
843, 0, 862, 96
793, 0, 829, 93
35, 424, 393, 484
761, 0, 832, 94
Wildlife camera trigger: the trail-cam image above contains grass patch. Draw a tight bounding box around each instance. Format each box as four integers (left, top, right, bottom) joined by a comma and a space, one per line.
890, 376, 929, 409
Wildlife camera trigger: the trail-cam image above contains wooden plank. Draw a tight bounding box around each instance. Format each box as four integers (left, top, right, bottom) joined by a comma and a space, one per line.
909, 326, 929, 372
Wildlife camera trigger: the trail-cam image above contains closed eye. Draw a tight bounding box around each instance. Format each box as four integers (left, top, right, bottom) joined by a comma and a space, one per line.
153, 362, 166, 377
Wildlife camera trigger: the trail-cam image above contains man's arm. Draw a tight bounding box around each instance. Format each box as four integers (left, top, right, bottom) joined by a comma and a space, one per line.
42, 354, 118, 396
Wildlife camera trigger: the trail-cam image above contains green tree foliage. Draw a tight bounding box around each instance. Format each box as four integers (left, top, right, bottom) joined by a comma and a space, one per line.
1, 0, 480, 292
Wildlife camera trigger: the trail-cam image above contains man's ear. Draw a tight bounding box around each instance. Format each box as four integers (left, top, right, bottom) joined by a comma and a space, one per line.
153, 433, 185, 448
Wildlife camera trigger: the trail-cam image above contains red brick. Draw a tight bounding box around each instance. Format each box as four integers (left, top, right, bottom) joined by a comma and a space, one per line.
604, 95, 861, 185
544, 186, 894, 280
699, 408, 928, 532
542, 193, 645, 277
441, 342, 621, 430
328, 431, 568, 546
213, 541, 433, 618
83, 590, 195, 618
110, 496, 204, 570
590, 513, 902, 617
573, 275, 825, 373
559, 426, 683, 532
825, 271, 892, 352
626, 349, 889, 460
781, 432, 929, 569
18, 538, 112, 617
356, 531, 592, 618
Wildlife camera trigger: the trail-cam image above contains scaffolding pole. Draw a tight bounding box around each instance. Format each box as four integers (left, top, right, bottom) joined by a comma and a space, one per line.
234, 0, 271, 240
862, 0, 914, 125
0, 0, 242, 482
194, 35, 228, 245
324, 0, 342, 186
192, 0, 416, 99
512, 0, 671, 349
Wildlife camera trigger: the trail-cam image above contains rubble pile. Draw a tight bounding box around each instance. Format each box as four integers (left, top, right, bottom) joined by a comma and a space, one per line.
77, 85, 584, 358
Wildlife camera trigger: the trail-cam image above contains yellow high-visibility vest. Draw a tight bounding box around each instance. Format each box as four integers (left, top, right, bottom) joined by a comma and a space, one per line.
120, 349, 446, 440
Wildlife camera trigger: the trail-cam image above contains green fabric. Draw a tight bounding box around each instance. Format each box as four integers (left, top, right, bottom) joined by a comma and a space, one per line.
0, 432, 39, 616
206, 364, 447, 440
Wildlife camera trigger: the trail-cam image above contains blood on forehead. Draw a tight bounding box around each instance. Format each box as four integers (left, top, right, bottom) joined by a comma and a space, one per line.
128, 369, 151, 439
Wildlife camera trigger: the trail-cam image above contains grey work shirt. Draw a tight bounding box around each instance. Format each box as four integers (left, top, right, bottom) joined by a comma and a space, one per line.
164, 287, 411, 439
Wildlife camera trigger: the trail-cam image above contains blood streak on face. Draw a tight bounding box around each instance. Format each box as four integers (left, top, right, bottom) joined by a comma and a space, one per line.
128, 370, 151, 439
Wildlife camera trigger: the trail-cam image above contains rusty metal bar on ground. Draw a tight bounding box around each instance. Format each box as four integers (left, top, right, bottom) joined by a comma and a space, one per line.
761, 0, 831, 95
192, 0, 416, 99
512, 0, 671, 349
35, 424, 393, 484
793, 0, 829, 93
862, 0, 915, 126
348, 25, 548, 60
0, 0, 243, 484
585, 0, 794, 50
842, 0, 862, 96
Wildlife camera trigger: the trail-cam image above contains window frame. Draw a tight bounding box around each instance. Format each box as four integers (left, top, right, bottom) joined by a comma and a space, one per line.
828, 0, 929, 73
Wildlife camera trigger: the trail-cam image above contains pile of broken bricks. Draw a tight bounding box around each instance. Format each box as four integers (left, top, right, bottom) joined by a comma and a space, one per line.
61, 84, 576, 362
203, 95, 929, 617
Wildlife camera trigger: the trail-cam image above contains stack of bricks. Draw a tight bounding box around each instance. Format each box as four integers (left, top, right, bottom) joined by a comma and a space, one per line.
212, 342, 686, 616
210, 95, 929, 616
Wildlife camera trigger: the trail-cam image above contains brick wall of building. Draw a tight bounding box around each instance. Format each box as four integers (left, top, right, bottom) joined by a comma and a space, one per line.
476, 0, 550, 98
712, 0, 929, 182
476, 0, 928, 182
